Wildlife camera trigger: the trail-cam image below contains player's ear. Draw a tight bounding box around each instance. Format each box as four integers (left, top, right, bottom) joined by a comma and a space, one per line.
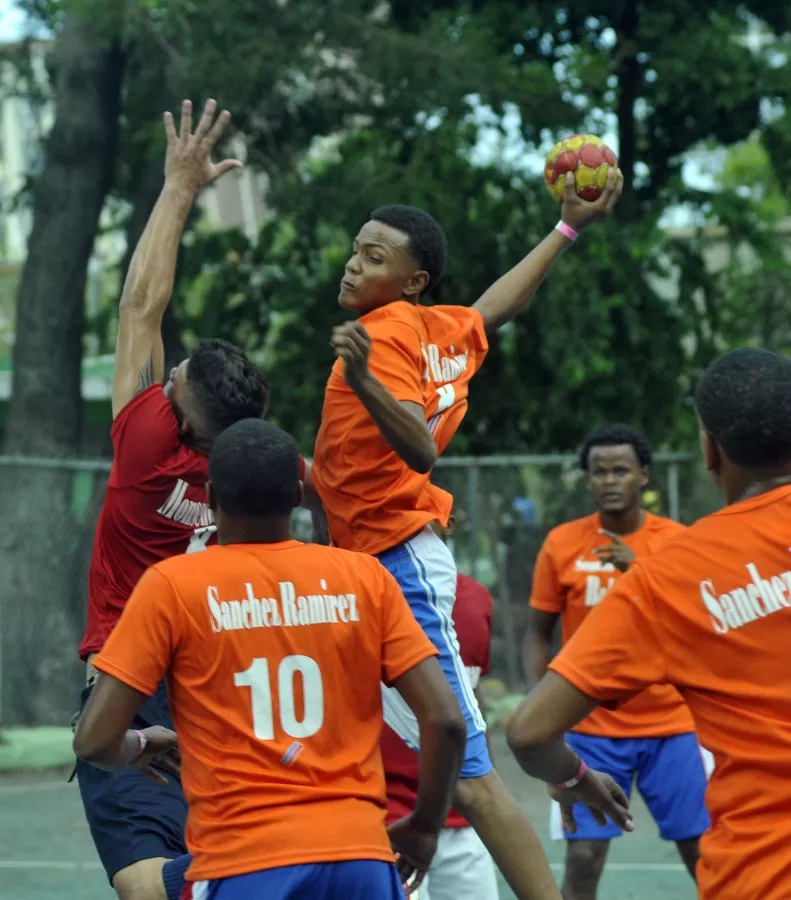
699, 424, 720, 474
403, 269, 429, 300
446, 513, 456, 537
639, 466, 650, 488
296, 481, 305, 510
207, 481, 217, 512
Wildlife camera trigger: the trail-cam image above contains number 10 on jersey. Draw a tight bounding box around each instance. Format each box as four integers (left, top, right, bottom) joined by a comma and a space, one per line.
234, 656, 324, 741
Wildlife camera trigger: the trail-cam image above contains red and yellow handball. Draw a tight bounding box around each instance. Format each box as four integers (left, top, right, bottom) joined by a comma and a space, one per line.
544, 134, 617, 203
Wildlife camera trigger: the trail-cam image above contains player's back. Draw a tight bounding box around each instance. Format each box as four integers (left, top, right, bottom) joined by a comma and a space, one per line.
312, 301, 488, 555
146, 540, 433, 882
609, 485, 791, 898
79, 387, 214, 659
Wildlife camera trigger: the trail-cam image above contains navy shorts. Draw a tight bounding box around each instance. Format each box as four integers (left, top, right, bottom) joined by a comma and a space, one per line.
183, 860, 405, 900
561, 732, 710, 841
75, 680, 187, 883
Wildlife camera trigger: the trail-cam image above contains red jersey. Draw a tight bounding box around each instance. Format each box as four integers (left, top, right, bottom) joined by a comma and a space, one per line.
381, 573, 492, 829
80, 386, 306, 660
79, 387, 214, 659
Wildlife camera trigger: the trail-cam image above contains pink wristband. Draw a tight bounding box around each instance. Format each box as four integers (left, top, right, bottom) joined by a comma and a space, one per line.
555, 220, 578, 242
130, 729, 148, 762
550, 758, 588, 790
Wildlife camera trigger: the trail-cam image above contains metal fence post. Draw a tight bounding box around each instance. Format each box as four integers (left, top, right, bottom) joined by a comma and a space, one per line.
467, 462, 480, 582
667, 462, 681, 522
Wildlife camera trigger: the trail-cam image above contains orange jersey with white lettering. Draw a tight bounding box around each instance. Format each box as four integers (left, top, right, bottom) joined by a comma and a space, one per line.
312, 301, 488, 556
550, 485, 791, 900
530, 512, 693, 737
93, 540, 438, 882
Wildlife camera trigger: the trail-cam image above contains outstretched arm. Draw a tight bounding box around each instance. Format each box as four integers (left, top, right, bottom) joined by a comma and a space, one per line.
473, 168, 623, 334
112, 98, 242, 419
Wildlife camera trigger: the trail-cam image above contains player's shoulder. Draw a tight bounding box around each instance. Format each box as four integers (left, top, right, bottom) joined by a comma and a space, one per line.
363, 301, 424, 338
298, 542, 391, 580
545, 513, 599, 547
149, 547, 213, 583
111, 385, 173, 432
644, 512, 686, 536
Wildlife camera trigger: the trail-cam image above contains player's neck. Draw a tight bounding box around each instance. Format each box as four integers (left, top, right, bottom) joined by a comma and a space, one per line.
730, 471, 791, 504
597, 506, 644, 536
217, 517, 293, 545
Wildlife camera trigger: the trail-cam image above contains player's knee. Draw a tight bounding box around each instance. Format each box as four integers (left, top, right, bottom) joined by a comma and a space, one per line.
564, 841, 607, 892
112, 858, 168, 900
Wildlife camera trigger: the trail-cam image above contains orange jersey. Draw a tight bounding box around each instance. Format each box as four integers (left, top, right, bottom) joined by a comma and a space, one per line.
312, 301, 488, 555
93, 540, 438, 882
549, 486, 791, 900
531, 512, 693, 737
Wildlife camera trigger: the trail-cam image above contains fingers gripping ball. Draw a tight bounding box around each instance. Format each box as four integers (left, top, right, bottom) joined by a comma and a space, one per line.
545, 134, 618, 203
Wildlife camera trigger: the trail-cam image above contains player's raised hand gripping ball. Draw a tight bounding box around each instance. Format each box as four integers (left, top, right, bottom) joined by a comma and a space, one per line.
545, 134, 624, 234
545, 134, 617, 203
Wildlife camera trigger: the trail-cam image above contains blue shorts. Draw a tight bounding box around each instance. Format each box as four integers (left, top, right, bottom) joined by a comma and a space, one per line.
558, 732, 710, 842
184, 860, 404, 900
75, 679, 187, 882
377, 527, 492, 780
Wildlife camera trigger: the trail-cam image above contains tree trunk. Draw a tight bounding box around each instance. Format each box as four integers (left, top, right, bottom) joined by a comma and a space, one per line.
0, 15, 124, 726
614, 0, 639, 222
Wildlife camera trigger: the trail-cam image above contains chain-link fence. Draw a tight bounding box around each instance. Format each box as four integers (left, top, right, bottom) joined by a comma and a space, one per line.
0, 452, 722, 727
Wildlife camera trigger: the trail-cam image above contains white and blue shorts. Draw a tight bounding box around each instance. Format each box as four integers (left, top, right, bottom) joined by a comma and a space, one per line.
377, 527, 492, 779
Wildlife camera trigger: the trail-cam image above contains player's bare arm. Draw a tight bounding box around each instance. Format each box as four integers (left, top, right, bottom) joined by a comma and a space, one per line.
74, 674, 180, 786
331, 321, 436, 474
505, 671, 633, 833
523, 608, 559, 689
112, 98, 242, 419
388, 657, 466, 892
301, 462, 331, 544
472, 169, 624, 334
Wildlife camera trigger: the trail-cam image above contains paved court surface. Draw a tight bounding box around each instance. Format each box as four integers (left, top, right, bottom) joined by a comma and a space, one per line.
0, 730, 697, 900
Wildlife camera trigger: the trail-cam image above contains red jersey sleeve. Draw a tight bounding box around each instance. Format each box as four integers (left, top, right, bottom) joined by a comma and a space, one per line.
92, 566, 183, 696
529, 536, 563, 614
365, 319, 424, 406
110, 386, 182, 487
377, 563, 438, 685
549, 563, 668, 702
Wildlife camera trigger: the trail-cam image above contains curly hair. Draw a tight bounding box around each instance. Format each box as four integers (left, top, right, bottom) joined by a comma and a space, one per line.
579, 423, 653, 471
696, 348, 791, 468
186, 339, 269, 438
371, 204, 448, 294
209, 419, 299, 517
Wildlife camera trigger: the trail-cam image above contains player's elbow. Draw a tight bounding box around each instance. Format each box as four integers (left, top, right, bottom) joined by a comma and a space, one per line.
425, 695, 467, 752
72, 722, 111, 765
505, 699, 555, 755
409, 442, 437, 475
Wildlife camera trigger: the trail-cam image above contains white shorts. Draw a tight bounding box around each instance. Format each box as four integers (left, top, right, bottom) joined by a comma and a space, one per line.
415, 827, 499, 900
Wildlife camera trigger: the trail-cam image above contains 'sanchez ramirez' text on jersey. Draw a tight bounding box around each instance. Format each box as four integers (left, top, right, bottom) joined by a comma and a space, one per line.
79, 386, 304, 659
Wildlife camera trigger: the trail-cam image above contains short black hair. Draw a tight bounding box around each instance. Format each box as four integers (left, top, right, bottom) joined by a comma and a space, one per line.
580, 423, 653, 471
371, 204, 447, 294
209, 419, 300, 517
187, 339, 269, 438
696, 347, 791, 468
